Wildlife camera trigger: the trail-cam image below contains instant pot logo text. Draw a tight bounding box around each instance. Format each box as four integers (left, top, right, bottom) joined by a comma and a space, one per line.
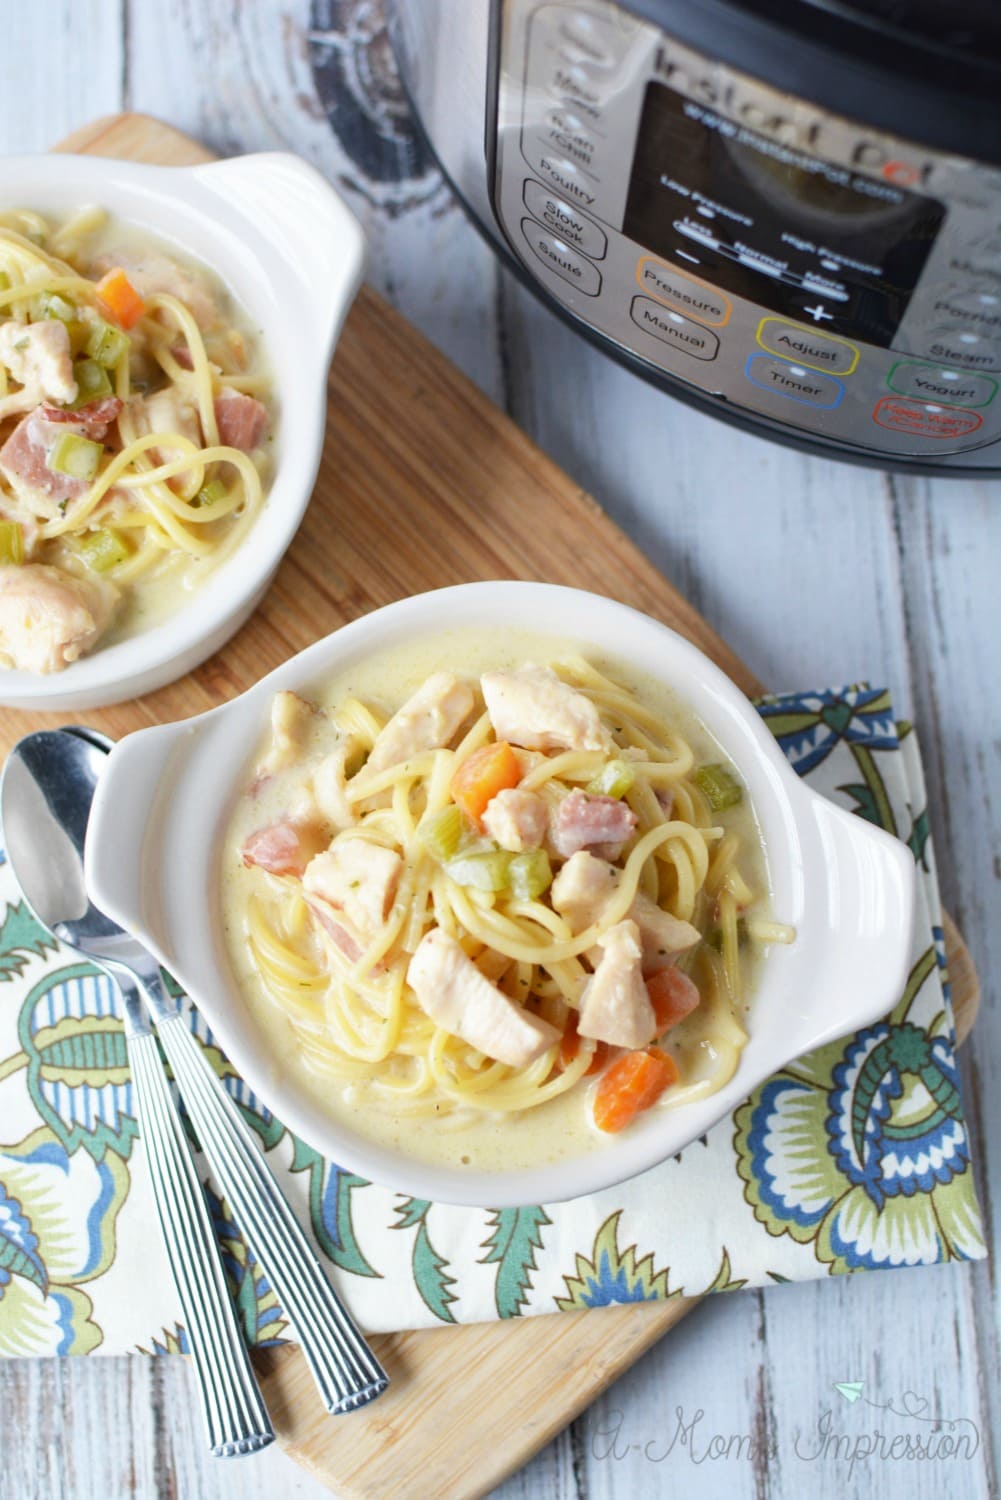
652, 46, 934, 187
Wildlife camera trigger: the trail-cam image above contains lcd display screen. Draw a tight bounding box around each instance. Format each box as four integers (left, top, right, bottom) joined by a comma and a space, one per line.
622, 82, 946, 346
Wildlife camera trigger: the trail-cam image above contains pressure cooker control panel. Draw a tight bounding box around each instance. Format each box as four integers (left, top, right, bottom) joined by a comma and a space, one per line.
491, 0, 1001, 459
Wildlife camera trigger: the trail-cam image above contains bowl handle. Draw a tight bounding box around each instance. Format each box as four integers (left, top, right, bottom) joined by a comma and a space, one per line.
801, 787, 918, 1044
190, 153, 366, 361
85, 721, 190, 939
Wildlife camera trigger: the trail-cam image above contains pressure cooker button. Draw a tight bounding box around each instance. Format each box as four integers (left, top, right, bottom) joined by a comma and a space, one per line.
523, 180, 607, 260
756, 318, 859, 375
744, 355, 844, 409
872, 396, 984, 440
636, 258, 730, 327
887, 361, 998, 409
522, 219, 602, 297
629, 297, 720, 361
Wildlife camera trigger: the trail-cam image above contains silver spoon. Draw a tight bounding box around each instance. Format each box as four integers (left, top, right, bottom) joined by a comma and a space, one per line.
1, 728, 273, 1458
2, 728, 389, 1416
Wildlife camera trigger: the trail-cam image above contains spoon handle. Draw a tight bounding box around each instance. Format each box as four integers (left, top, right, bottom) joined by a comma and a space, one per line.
120, 987, 274, 1456
152, 1009, 388, 1414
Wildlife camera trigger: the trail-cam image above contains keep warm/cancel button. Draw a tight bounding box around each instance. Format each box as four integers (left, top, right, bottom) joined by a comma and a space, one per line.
756, 317, 858, 375
630, 297, 720, 361
872, 396, 983, 439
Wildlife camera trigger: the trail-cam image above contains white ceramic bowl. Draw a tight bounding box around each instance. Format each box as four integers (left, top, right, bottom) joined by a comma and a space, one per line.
0, 151, 365, 710
86, 582, 916, 1207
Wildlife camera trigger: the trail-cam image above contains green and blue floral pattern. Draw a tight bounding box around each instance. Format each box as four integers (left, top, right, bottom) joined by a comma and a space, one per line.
0, 687, 985, 1356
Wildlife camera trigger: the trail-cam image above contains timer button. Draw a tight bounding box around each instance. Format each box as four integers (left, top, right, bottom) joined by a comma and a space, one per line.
521, 219, 601, 296
630, 297, 720, 360
744, 355, 844, 409
756, 318, 859, 375
887, 360, 997, 409
523, 180, 607, 259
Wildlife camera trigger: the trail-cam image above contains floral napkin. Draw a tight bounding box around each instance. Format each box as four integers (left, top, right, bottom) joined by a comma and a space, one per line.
0, 686, 985, 1358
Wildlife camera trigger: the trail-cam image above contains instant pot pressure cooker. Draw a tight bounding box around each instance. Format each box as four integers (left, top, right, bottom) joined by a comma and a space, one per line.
389, 0, 1001, 473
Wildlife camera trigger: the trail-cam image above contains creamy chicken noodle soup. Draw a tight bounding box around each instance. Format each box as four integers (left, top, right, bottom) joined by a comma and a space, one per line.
222, 631, 794, 1172
0, 205, 273, 672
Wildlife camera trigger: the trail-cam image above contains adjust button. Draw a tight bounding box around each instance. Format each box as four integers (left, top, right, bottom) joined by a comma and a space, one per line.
744, 355, 844, 409
887, 360, 997, 408
636, 258, 730, 327
872, 396, 983, 439
522, 219, 601, 296
523, 179, 607, 259
630, 296, 720, 360
756, 317, 859, 375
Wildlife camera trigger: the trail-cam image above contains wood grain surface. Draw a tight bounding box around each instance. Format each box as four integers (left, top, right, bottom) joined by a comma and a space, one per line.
0, 9, 996, 1500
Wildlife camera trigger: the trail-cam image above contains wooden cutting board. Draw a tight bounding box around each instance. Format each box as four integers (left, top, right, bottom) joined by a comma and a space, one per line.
1, 114, 977, 1500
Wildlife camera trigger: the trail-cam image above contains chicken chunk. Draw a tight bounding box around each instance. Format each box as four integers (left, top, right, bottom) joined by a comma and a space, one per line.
303, 839, 402, 943
577, 920, 657, 1050
480, 666, 610, 753
0, 563, 119, 673
407, 929, 560, 1067
214, 387, 268, 451
366, 672, 475, 774
256, 691, 316, 778
0, 320, 77, 404
0, 409, 98, 516
311, 738, 360, 830
551, 851, 700, 971
481, 787, 548, 852
242, 817, 328, 878
134, 388, 203, 490
551, 789, 638, 860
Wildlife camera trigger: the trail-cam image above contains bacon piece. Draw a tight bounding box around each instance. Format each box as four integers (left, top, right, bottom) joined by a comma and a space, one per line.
40, 396, 122, 438
0, 410, 90, 515
241, 819, 327, 878
214, 387, 268, 451
552, 789, 638, 860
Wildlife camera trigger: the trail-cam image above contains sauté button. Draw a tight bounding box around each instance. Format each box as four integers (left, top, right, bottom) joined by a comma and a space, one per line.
756, 318, 859, 375
630, 296, 720, 360
523, 179, 607, 259
872, 396, 983, 439
636, 258, 731, 327
522, 219, 601, 296
744, 355, 844, 409
887, 361, 997, 408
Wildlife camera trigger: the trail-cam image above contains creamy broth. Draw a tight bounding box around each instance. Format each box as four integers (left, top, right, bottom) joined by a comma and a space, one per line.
220, 629, 779, 1173
0, 205, 273, 672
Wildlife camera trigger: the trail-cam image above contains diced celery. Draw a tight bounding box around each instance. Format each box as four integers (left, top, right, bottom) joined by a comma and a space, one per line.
508, 849, 552, 901
0, 521, 24, 566
194, 478, 228, 509
77, 528, 129, 573
705, 917, 748, 952
49, 432, 102, 480
39, 293, 77, 324
85, 318, 130, 369
694, 762, 743, 811
417, 805, 464, 862
70, 358, 112, 407
445, 849, 512, 892
587, 758, 636, 799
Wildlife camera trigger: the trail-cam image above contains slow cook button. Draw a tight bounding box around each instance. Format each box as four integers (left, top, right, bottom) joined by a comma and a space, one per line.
887, 360, 997, 408
629, 296, 720, 360
756, 317, 859, 375
636, 258, 730, 326
523, 179, 607, 259
744, 354, 844, 409
872, 396, 983, 439
522, 219, 601, 296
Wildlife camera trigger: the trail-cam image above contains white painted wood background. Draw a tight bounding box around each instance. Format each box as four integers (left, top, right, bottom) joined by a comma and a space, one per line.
1, 3, 997, 1498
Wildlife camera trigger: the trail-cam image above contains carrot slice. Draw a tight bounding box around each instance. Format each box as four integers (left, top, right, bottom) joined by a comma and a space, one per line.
647, 967, 700, 1033
593, 1046, 678, 1133
96, 267, 146, 330
450, 741, 521, 827
558, 1015, 609, 1075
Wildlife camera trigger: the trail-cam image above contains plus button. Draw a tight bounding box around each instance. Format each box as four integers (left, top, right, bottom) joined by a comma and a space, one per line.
803, 302, 833, 323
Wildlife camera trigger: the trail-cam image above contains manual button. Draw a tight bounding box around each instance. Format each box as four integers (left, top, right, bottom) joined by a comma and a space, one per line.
523, 179, 607, 259
756, 317, 859, 375
887, 360, 997, 408
636, 258, 730, 326
522, 219, 601, 296
630, 296, 719, 360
